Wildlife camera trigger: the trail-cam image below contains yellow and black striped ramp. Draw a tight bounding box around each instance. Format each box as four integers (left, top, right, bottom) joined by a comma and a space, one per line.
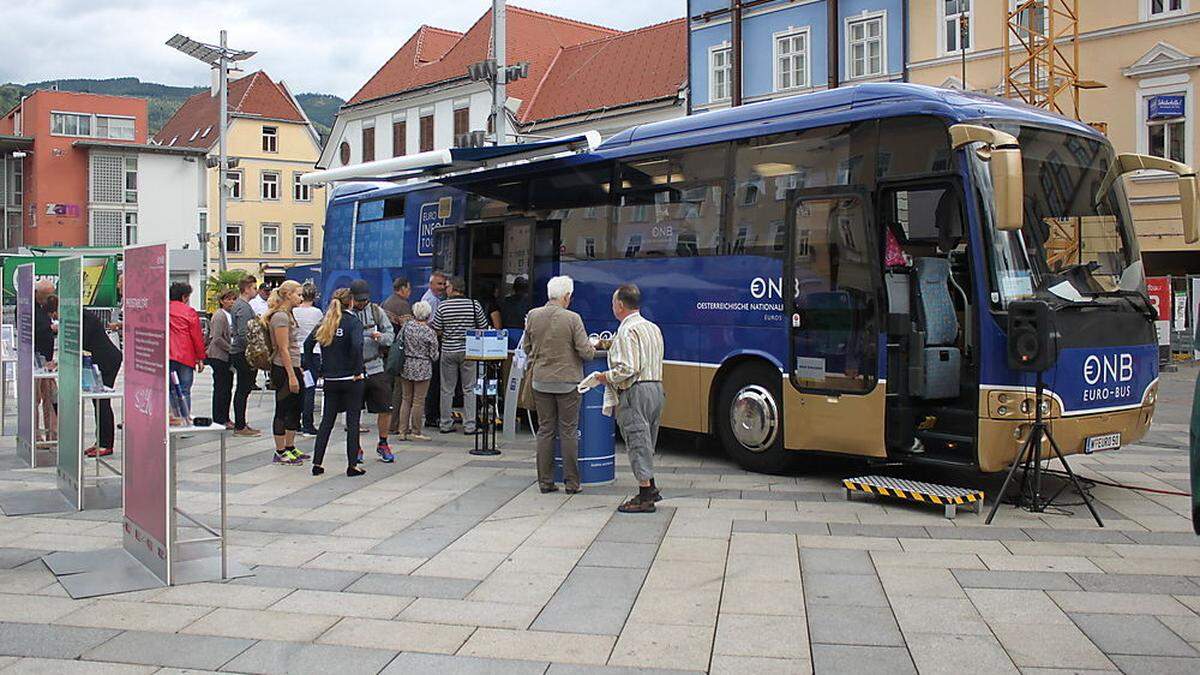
844, 475, 984, 519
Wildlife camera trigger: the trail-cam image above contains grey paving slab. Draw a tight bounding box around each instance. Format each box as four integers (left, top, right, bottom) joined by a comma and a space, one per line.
0, 489, 74, 516
532, 564, 648, 635
0, 622, 119, 659
0, 548, 49, 569
547, 665, 704, 675
221, 640, 398, 675
734, 520, 830, 535
232, 565, 364, 592
801, 548, 875, 576
806, 573, 889, 608
926, 526, 1030, 541
85, 630, 255, 670
1021, 528, 1135, 544
1124, 531, 1200, 546
1109, 655, 1200, 675
369, 474, 534, 557
177, 480, 254, 493
596, 508, 675, 544
738, 488, 825, 502
953, 569, 1081, 591
344, 572, 478, 599
1070, 573, 1200, 595
227, 516, 341, 535
198, 450, 277, 474
828, 523, 931, 539
381, 652, 548, 674
812, 644, 917, 674
270, 451, 436, 508
807, 606, 904, 647
579, 541, 660, 569
464, 459, 534, 469
1069, 613, 1199, 657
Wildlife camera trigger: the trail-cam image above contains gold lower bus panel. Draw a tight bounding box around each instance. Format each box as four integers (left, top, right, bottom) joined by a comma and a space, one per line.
782, 384, 888, 458
976, 405, 1154, 473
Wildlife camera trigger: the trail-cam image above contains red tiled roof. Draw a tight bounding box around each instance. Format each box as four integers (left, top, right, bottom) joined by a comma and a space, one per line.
346, 5, 620, 116
152, 70, 306, 149
520, 18, 686, 123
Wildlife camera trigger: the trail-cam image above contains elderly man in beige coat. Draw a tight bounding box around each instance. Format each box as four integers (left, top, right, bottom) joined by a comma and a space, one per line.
524, 275, 596, 493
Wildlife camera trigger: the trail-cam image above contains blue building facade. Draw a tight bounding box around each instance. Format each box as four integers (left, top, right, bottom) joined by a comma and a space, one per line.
688, 0, 907, 112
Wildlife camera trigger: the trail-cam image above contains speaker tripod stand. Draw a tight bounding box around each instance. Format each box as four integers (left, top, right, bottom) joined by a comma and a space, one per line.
985, 370, 1104, 526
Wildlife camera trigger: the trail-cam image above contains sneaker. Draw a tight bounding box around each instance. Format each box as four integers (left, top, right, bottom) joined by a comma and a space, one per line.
273, 451, 302, 465
234, 427, 261, 437
294, 450, 312, 460
409, 433, 431, 442
377, 441, 395, 463
85, 446, 114, 458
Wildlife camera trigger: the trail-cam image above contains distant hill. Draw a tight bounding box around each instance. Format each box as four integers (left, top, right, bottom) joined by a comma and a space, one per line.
0, 77, 344, 141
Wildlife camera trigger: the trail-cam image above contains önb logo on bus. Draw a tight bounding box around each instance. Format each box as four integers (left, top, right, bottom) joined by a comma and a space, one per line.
1081, 352, 1134, 402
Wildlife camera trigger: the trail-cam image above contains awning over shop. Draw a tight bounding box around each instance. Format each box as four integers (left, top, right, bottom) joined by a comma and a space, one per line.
300, 130, 602, 186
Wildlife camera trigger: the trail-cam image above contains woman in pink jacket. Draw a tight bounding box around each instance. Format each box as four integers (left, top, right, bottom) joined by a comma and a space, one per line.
168, 282, 206, 418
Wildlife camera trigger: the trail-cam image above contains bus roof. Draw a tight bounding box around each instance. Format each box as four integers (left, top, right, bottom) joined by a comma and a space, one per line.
332, 83, 1103, 206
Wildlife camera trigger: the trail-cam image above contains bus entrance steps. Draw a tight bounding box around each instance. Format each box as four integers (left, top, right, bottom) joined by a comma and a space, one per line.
843, 475, 984, 520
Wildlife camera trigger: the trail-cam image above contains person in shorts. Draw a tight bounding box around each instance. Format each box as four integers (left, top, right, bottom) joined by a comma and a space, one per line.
348, 279, 396, 463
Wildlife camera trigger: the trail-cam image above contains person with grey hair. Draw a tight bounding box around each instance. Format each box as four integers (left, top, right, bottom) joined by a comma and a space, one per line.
395, 300, 439, 441
595, 283, 665, 513
524, 275, 595, 493
431, 276, 489, 435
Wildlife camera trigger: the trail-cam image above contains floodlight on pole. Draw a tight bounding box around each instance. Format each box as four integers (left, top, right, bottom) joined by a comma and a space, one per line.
166, 31, 255, 273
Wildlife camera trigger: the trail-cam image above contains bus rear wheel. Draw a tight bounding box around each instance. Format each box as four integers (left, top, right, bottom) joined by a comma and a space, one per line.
716, 363, 797, 474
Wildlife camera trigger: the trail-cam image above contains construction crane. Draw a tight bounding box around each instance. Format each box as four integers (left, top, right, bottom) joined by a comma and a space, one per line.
1002, 0, 1105, 124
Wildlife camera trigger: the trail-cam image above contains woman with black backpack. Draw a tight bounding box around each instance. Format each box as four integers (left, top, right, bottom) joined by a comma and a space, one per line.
304, 288, 367, 476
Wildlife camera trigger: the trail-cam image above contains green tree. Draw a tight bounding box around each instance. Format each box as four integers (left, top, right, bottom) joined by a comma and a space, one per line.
206, 269, 247, 311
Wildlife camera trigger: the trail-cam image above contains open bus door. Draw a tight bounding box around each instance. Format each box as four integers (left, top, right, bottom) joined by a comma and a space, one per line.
782, 190, 887, 458
432, 226, 468, 281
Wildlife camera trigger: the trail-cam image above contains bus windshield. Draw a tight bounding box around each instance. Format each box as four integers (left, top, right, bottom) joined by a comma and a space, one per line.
973, 125, 1142, 306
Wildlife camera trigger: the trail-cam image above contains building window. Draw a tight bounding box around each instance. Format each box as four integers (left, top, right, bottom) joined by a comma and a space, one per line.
9, 159, 22, 206
419, 114, 434, 152
226, 170, 242, 200
261, 223, 280, 254
96, 115, 135, 140
226, 223, 243, 253
1147, 93, 1187, 163
453, 107, 470, 146
90, 210, 123, 246
774, 29, 809, 91
393, 119, 406, 157
339, 141, 350, 165
292, 172, 311, 202
261, 171, 280, 201
1149, 0, 1186, 17
262, 125, 278, 153
294, 224, 312, 255
124, 157, 137, 204
362, 123, 375, 162
847, 14, 885, 79
124, 212, 137, 245
710, 45, 732, 101
942, 0, 971, 54
51, 112, 92, 137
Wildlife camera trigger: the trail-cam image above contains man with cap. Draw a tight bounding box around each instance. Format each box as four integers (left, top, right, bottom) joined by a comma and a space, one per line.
348, 279, 396, 462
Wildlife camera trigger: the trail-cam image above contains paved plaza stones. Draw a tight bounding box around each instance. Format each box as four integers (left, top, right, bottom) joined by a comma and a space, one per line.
0, 365, 1198, 673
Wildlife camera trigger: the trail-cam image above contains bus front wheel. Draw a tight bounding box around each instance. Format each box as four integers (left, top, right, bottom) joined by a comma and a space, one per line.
716, 363, 797, 474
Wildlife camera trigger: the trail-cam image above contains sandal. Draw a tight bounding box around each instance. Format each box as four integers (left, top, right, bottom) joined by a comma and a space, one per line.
617, 495, 657, 513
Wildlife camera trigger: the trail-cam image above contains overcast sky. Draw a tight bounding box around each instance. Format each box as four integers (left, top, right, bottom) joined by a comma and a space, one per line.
1, 1, 686, 99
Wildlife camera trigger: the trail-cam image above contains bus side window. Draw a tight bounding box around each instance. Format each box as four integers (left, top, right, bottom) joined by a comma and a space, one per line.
614, 144, 727, 258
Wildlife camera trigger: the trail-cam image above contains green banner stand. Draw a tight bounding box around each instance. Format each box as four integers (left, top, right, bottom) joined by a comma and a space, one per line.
56, 258, 83, 510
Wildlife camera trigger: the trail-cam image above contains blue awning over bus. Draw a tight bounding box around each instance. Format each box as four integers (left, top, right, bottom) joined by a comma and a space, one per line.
300, 131, 602, 185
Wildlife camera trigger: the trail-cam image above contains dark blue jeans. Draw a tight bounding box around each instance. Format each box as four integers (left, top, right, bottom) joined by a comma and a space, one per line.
169, 360, 195, 418
301, 353, 321, 431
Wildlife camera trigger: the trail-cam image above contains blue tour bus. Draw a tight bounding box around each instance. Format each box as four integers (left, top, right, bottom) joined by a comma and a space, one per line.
309, 83, 1198, 474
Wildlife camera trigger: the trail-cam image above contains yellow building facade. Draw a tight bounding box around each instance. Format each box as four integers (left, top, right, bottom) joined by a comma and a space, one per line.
907, 0, 1200, 273
209, 117, 325, 279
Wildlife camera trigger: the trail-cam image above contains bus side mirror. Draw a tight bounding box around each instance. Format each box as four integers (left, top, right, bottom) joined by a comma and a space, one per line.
949, 124, 1024, 232
1096, 153, 1199, 244
1179, 173, 1199, 244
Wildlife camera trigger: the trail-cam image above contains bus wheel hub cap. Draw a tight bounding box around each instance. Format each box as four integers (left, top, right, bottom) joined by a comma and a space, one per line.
731, 385, 778, 452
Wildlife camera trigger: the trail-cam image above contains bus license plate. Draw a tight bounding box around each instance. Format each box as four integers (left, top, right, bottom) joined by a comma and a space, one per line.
1084, 433, 1120, 454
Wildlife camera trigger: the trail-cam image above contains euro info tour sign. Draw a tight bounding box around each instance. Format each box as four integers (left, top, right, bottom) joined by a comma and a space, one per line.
3, 255, 119, 306
122, 243, 170, 583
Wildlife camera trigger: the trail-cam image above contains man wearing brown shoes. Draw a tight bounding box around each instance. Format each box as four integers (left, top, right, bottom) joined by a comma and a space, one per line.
524, 275, 595, 494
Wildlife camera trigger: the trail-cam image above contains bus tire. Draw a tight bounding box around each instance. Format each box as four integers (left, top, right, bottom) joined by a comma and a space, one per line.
716, 362, 797, 474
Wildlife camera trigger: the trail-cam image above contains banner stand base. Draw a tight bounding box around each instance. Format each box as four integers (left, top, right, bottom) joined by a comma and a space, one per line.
42, 545, 251, 599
